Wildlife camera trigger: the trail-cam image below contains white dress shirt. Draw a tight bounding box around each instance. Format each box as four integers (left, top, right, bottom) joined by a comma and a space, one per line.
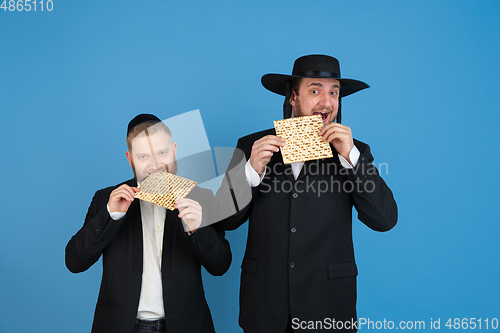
108, 199, 166, 320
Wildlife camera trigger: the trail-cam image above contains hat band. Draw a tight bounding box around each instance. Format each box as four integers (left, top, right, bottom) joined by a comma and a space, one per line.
293, 70, 340, 79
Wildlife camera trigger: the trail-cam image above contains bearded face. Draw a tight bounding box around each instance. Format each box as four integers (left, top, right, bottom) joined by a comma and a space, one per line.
127, 129, 178, 183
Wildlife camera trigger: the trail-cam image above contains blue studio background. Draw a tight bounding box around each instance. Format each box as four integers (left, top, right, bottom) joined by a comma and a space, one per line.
1, 1, 499, 332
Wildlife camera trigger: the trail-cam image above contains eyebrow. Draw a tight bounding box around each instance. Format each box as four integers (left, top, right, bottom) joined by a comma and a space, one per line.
135, 148, 169, 155
308, 82, 340, 89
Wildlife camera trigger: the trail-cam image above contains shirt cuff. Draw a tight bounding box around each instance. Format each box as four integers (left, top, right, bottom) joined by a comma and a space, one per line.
245, 159, 265, 187
338, 145, 360, 169
107, 204, 126, 221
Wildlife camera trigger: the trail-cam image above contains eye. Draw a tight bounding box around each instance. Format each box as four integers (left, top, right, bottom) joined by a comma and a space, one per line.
138, 155, 147, 160
310, 89, 318, 94
331, 91, 338, 96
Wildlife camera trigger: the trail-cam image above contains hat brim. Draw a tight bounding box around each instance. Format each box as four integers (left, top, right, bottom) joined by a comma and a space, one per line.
261, 74, 369, 98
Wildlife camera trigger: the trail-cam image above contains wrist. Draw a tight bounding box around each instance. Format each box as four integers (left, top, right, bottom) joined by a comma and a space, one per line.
251, 162, 261, 175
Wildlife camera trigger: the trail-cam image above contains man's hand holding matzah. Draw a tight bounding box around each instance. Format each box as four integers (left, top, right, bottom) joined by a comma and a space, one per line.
108, 184, 140, 213
319, 122, 354, 165
175, 198, 202, 234
249, 135, 285, 174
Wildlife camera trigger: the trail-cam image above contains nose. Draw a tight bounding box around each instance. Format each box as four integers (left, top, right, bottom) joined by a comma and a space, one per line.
149, 155, 166, 174
152, 163, 166, 173
319, 92, 333, 107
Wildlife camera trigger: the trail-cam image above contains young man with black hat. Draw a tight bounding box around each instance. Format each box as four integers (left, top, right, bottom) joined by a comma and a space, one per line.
218, 55, 398, 332
66, 114, 231, 333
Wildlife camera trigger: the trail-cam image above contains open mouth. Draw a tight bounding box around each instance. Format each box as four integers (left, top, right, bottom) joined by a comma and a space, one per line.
312, 111, 331, 122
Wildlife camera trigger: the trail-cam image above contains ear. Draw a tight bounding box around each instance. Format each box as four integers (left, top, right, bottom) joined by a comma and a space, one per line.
173, 142, 178, 159
289, 89, 297, 107
126, 151, 133, 168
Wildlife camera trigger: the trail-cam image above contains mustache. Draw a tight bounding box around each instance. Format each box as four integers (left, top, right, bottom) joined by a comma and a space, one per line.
312, 106, 333, 112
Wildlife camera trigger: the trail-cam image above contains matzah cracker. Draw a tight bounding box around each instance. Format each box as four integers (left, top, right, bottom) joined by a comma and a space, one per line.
134, 172, 197, 210
274, 115, 333, 164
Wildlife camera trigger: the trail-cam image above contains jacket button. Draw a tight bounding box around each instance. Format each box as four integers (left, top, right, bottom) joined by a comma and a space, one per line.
291, 227, 297, 233
290, 262, 295, 268
292, 193, 298, 199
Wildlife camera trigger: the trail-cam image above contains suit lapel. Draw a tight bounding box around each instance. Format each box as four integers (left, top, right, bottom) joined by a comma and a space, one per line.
161, 208, 176, 274
272, 151, 295, 183
127, 198, 143, 277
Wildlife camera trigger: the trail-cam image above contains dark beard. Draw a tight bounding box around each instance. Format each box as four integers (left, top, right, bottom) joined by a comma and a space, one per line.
167, 160, 178, 175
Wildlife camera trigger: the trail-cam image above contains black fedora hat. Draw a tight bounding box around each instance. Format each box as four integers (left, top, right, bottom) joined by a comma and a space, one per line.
261, 54, 369, 97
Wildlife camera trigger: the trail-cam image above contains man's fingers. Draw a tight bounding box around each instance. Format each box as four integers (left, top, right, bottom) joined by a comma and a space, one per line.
175, 199, 201, 211
323, 130, 348, 142
178, 208, 201, 220
257, 144, 280, 153
177, 204, 201, 214
249, 135, 285, 174
112, 184, 137, 199
257, 149, 276, 158
108, 185, 138, 213
252, 141, 284, 159
254, 142, 280, 154
257, 135, 284, 144
320, 125, 350, 137
255, 135, 284, 149
320, 127, 351, 142
176, 199, 202, 231
319, 123, 350, 136
111, 189, 134, 201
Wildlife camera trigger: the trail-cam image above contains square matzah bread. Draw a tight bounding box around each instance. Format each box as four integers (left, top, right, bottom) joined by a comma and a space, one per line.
134, 172, 197, 210
274, 115, 333, 164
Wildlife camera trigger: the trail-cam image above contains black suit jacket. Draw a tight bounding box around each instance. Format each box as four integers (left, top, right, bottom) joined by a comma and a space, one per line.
66, 179, 231, 333
217, 129, 397, 333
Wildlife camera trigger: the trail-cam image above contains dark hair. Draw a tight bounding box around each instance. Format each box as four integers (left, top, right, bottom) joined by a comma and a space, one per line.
282, 78, 342, 123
